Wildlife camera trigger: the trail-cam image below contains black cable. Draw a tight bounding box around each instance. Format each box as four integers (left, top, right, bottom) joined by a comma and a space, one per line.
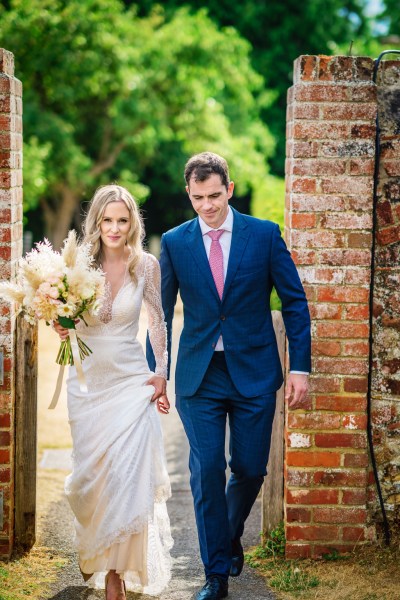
368, 49, 400, 546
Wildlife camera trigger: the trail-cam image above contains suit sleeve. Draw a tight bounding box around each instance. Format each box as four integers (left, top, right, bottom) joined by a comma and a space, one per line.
269, 224, 311, 373
146, 234, 179, 378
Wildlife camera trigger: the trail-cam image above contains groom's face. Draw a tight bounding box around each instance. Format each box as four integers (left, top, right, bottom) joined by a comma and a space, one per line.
186, 173, 234, 229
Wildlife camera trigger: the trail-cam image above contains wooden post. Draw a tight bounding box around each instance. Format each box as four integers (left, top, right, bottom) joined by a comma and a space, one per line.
262, 310, 285, 537
14, 315, 38, 550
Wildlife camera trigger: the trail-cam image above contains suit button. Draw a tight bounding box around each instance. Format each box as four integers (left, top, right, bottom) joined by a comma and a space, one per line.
220, 315, 226, 321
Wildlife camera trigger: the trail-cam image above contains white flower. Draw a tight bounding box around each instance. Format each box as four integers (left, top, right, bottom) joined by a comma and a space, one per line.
57, 303, 76, 318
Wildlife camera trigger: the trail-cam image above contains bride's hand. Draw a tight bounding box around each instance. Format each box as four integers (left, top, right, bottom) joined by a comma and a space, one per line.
52, 321, 69, 340
146, 375, 167, 401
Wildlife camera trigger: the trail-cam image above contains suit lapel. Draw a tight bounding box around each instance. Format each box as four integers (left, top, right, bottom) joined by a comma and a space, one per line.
222, 208, 250, 302
184, 218, 221, 302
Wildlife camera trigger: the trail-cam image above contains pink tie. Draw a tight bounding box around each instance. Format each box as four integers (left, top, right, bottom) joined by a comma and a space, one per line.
207, 229, 224, 299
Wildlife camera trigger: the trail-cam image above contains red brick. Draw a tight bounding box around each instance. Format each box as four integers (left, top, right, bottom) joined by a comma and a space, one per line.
295, 55, 318, 82
291, 178, 317, 193
315, 395, 367, 412
315, 433, 367, 449
288, 413, 341, 430
0, 413, 10, 428
377, 200, 394, 226
293, 84, 349, 103
286, 525, 339, 541
286, 451, 341, 467
314, 470, 367, 487
293, 122, 349, 140
291, 249, 316, 265
0, 247, 11, 261
383, 160, 400, 177
314, 507, 367, 524
318, 249, 371, 266
0, 431, 10, 446
342, 489, 367, 504
351, 124, 376, 138
343, 378, 368, 393
321, 176, 372, 196
285, 543, 311, 559
344, 305, 370, 321
290, 213, 317, 228
320, 213, 372, 230
0, 467, 10, 483
316, 322, 369, 338
322, 103, 376, 121
286, 507, 311, 523
292, 141, 318, 158
317, 287, 369, 304
309, 376, 341, 393
293, 159, 346, 177
292, 194, 346, 212
313, 341, 341, 356
343, 453, 369, 468
376, 224, 400, 246
0, 449, 10, 463
344, 269, 370, 285
291, 230, 346, 248
286, 469, 313, 487
342, 527, 366, 542
315, 357, 368, 375
293, 104, 320, 119
308, 303, 342, 320
342, 414, 367, 430
0, 172, 11, 188
347, 232, 372, 249
350, 158, 375, 175
286, 489, 339, 505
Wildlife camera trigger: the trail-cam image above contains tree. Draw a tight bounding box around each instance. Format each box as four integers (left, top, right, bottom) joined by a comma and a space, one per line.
130, 0, 370, 175
0, 0, 274, 245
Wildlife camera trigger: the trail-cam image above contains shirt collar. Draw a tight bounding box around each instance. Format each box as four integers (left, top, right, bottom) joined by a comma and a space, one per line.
199, 206, 233, 236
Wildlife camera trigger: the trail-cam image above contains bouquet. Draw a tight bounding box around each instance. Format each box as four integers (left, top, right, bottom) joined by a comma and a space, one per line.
0, 230, 105, 371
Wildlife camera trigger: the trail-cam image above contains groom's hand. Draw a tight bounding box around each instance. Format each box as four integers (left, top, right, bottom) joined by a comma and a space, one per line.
285, 373, 309, 408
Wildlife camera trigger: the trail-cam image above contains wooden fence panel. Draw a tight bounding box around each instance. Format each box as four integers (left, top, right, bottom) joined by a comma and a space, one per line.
14, 316, 38, 550
262, 310, 286, 537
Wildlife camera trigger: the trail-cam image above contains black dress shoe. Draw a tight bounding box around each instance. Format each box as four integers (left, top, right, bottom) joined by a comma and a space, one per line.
195, 575, 229, 599
230, 539, 244, 577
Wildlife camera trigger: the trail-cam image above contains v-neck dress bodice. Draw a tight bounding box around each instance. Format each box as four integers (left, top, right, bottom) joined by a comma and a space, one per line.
65, 253, 172, 595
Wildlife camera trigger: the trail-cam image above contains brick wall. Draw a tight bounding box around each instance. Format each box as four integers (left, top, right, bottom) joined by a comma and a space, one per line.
285, 55, 378, 558
371, 61, 400, 523
0, 48, 23, 558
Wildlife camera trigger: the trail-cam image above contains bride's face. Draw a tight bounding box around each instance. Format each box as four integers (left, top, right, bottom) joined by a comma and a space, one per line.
100, 201, 131, 250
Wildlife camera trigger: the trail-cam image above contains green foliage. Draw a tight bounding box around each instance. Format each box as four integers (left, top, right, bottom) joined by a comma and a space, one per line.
0, 0, 274, 243
263, 522, 286, 558
269, 565, 320, 592
132, 0, 372, 175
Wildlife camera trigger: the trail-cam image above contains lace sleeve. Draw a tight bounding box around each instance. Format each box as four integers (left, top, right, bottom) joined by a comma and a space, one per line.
143, 253, 168, 379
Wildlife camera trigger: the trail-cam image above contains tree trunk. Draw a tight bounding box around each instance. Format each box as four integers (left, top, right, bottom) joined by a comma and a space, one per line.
42, 186, 79, 249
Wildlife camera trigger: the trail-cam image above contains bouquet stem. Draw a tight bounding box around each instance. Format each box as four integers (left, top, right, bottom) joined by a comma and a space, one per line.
56, 334, 92, 366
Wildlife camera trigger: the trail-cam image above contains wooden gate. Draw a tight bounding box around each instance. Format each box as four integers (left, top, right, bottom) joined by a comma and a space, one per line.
14, 316, 38, 550
262, 310, 285, 536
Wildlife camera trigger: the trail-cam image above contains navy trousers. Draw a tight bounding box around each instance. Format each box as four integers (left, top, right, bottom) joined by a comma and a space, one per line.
176, 352, 276, 580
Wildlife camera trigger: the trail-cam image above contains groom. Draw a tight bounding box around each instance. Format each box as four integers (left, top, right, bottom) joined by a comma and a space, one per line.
147, 152, 311, 600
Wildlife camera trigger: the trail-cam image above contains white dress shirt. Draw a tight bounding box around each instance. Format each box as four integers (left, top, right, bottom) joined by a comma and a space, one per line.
198, 206, 308, 374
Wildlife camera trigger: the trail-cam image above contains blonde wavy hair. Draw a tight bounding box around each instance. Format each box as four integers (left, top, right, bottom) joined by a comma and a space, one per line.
83, 184, 145, 283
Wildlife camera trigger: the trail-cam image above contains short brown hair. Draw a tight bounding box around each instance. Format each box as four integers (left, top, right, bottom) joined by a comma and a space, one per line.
184, 152, 230, 190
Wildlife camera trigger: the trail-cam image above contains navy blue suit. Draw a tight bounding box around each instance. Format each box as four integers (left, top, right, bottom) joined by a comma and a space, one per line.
147, 207, 311, 579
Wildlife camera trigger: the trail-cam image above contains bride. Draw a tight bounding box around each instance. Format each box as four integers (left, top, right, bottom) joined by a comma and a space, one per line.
54, 184, 173, 599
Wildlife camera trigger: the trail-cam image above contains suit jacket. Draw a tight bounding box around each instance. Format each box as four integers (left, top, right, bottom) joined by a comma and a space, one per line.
147, 207, 311, 398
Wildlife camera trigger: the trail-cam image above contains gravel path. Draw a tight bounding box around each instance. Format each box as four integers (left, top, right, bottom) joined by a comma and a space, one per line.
38, 312, 276, 600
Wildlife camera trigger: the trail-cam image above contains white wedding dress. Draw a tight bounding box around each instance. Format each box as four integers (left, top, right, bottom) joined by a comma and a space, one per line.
65, 252, 173, 595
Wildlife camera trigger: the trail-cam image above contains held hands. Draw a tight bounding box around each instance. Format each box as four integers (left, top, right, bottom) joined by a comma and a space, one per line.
285, 373, 309, 409
146, 375, 170, 415
52, 319, 80, 340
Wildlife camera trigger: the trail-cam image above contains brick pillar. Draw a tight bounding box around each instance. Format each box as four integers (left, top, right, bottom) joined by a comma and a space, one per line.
0, 49, 23, 558
371, 61, 400, 523
285, 55, 377, 558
